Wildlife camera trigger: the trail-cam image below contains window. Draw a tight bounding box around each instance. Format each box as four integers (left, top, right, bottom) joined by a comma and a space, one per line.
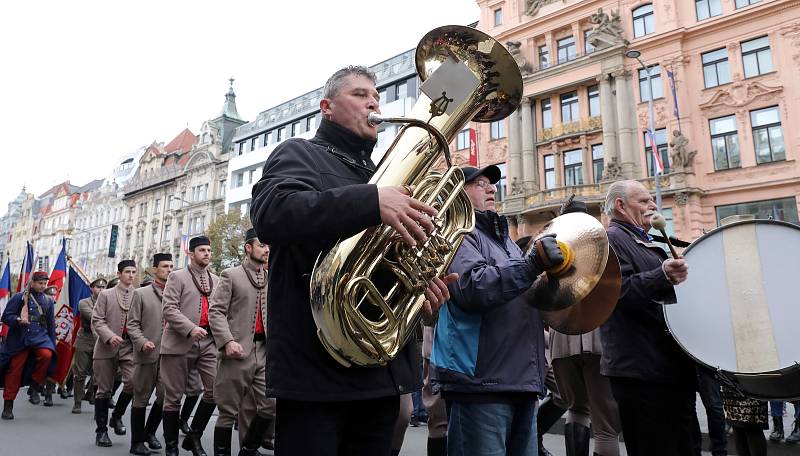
632, 4, 655, 38
291, 121, 301, 137
751, 106, 785, 164
233, 171, 245, 188
560, 91, 579, 123
379, 89, 387, 105
277, 127, 286, 142
741, 36, 773, 78
154, 199, 161, 214
396, 82, 407, 100
456, 129, 469, 150
164, 223, 172, 241
494, 8, 502, 26
643, 128, 669, 176
237, 142, 245, 156
563, 149, 583, 186
592, 144, 604, 182
265, 131, 274, 145
538, 45, 549, 70
544, 155, 556, 189
735, 0, 761, 8
584, 30, 595, 54
541, 99, 552, 128
638, 65, 663, 102
306, 115, 316, 132
250, 137, 257, 151
490, 120, 505, 140
495, 163, 508, 202
588, 85, 600, 117
709, 115, 741, 170
557, 36, 576, 63
696, 0, 722, 20
716, 197, 798, 224
702, 48, 731, 88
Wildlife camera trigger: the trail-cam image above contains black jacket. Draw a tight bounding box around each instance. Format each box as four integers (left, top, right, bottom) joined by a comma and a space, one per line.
600, 220, 695, 385
250, 119, 422, 401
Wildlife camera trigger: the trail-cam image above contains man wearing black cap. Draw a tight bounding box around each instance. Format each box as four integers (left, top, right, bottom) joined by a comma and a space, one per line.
209, 228, 276, 455
160, 235, 219, 456
250, 66, 454, 455
0, 271, 56, 420
92, 260, 138, 447
127, 253, 173, 454
431, 165, 566, 456
72, 277, 107, 414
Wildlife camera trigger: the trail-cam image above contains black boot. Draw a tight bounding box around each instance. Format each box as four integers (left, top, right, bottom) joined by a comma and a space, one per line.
770, 416, 785, 441
163, 410, 181, 456
180, 395, 200, 435
2, 400, 13, 420
427, 436, 447, 456
129, 406, 150, 455
43, 392, 53, 407
144, 402, 163, 450
260, 417, 275, 451
239, 415, 270, 456
95, 398, 113, 447
213, 427, 233, 456
182, 400, 216, 456
28, 383, 42, 405
111, 391, 133, 435
537, 394, 566, 456
564, 423, 591, 456
787, 420, 800, 444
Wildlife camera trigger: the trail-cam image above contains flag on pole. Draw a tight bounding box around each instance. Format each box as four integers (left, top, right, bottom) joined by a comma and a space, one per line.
0, 256, 11, 337
48, 239, 68, 300
181, 234, 190, 266
51, 260, 91, 384
646, 128, 665, 175
15, 241, 34, 293
468, 128, 478, 166
666, 68, 680, 120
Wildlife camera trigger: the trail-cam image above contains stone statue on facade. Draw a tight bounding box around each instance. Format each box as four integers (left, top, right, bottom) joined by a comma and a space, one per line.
524, 0, 548, 16
506, 41, 533, 75
509, 177, 525, 196
668, 130, 697, 170
602, 156, 623, 181
587, 8, 629, 49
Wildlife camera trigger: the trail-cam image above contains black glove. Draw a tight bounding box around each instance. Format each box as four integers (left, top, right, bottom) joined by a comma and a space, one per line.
527, 233, 565, 276
559, 194, 588, 216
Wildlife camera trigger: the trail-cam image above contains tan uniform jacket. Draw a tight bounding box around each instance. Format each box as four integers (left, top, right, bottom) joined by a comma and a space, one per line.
91, 284, 134, 360
75, 296, 97, 352
127, 283, 164, 364
208, 259, 267, 357
161, 265, 219, 356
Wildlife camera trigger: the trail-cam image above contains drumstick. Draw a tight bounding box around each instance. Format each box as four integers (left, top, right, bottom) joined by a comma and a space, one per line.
650, 212, 680, 258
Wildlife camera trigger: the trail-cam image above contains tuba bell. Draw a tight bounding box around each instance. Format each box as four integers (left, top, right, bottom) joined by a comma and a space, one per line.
309, 25, 523, 367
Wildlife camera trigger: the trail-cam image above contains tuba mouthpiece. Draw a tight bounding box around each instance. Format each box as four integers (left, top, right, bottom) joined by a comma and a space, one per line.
367, 112, 384, 127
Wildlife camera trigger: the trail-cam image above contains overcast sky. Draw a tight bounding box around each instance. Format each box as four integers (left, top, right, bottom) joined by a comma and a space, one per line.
0, 0, 480, 212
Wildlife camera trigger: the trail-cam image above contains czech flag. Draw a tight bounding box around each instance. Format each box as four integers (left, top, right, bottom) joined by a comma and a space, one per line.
0, 257, 11, 337
52, 261, 92, 384
15, 241, 34, 293
646, 128, 665, 175
48, 239, 68, 300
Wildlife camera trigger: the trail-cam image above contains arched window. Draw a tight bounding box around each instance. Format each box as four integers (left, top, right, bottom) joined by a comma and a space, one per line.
632, 4, 655, 38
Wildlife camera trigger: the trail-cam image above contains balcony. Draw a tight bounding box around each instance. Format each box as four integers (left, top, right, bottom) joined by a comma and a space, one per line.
538, 117, 602, 142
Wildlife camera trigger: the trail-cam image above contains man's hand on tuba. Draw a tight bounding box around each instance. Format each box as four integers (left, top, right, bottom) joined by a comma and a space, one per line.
378, 185, 438, 247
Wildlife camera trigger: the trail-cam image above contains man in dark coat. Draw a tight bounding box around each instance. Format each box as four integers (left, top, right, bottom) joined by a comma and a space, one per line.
600, 180, 694, 456
250, 65, 454, 456
0, 271, 57, 420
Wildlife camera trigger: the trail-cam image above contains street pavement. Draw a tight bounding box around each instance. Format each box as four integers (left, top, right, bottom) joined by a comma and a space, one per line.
0, 391, 798, 455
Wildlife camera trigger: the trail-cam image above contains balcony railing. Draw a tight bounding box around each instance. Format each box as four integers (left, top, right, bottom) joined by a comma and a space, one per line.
539, 116, 602, 142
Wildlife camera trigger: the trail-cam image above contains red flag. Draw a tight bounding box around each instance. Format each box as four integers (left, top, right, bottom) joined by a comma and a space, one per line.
0, 257, 10, 337
16, 241, 34, 293
468, 128, 478, 166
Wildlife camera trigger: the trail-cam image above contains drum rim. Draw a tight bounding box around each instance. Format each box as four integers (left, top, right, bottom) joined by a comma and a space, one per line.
665, 218, 800, 376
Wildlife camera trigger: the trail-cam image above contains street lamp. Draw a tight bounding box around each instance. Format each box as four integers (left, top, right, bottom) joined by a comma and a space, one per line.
625, 48, 662, 212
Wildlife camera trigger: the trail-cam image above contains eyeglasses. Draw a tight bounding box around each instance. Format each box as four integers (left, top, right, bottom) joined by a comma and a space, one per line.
469, 179, 495, 190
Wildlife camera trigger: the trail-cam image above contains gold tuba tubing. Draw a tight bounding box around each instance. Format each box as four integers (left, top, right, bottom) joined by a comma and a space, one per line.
309, 25, 523, 367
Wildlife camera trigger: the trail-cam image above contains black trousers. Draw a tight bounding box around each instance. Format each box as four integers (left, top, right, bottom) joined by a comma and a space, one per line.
609, 376, 696, 456
275, 395, 400, 456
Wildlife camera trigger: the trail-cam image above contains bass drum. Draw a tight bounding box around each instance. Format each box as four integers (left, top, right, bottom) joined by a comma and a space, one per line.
666, 218, 800, 401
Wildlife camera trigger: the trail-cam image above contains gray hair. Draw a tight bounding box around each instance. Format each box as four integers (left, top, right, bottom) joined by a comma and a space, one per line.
604, 180, 635, 216
322, 66, 377, 99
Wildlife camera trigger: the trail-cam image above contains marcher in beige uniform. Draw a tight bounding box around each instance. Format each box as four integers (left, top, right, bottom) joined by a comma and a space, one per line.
72, 277, 106, 414
91, 260, 137, 448
127, 253, 173, 455
160, 235, 219, 456
209, 228, 275, 456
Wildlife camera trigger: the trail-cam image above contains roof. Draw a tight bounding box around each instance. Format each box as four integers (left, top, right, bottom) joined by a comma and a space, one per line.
75, 179, 104, 193
37, 181, 78, 199
164, 128, 198, 154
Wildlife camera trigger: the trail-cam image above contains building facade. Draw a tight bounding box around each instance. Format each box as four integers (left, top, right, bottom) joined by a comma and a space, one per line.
226, 49, 420, 214
474, 0, 800, 240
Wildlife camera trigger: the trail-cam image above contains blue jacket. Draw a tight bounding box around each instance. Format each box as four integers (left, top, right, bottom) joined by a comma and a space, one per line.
600, 220, 695, 385
0, 290, 57, 388
431, 210, 546, 395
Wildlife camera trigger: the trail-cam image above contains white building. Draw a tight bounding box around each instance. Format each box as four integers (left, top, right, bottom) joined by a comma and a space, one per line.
225, 49, 420, 214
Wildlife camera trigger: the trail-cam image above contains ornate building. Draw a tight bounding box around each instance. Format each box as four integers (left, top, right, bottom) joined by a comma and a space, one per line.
5, 189, 35, 274
120, 81, 245, 269
474, 0, 800, 240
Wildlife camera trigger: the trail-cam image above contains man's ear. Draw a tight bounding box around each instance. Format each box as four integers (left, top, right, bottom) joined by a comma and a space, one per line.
320, 98, 332, 118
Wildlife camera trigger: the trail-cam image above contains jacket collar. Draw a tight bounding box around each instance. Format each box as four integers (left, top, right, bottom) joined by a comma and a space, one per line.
475, 210, 508, 243
243, 257, 265, 275
313, 118, 377, 163
611, 219, 653, 242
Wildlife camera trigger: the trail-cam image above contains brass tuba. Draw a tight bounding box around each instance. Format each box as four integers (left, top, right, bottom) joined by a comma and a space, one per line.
310, 25, 523, 367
